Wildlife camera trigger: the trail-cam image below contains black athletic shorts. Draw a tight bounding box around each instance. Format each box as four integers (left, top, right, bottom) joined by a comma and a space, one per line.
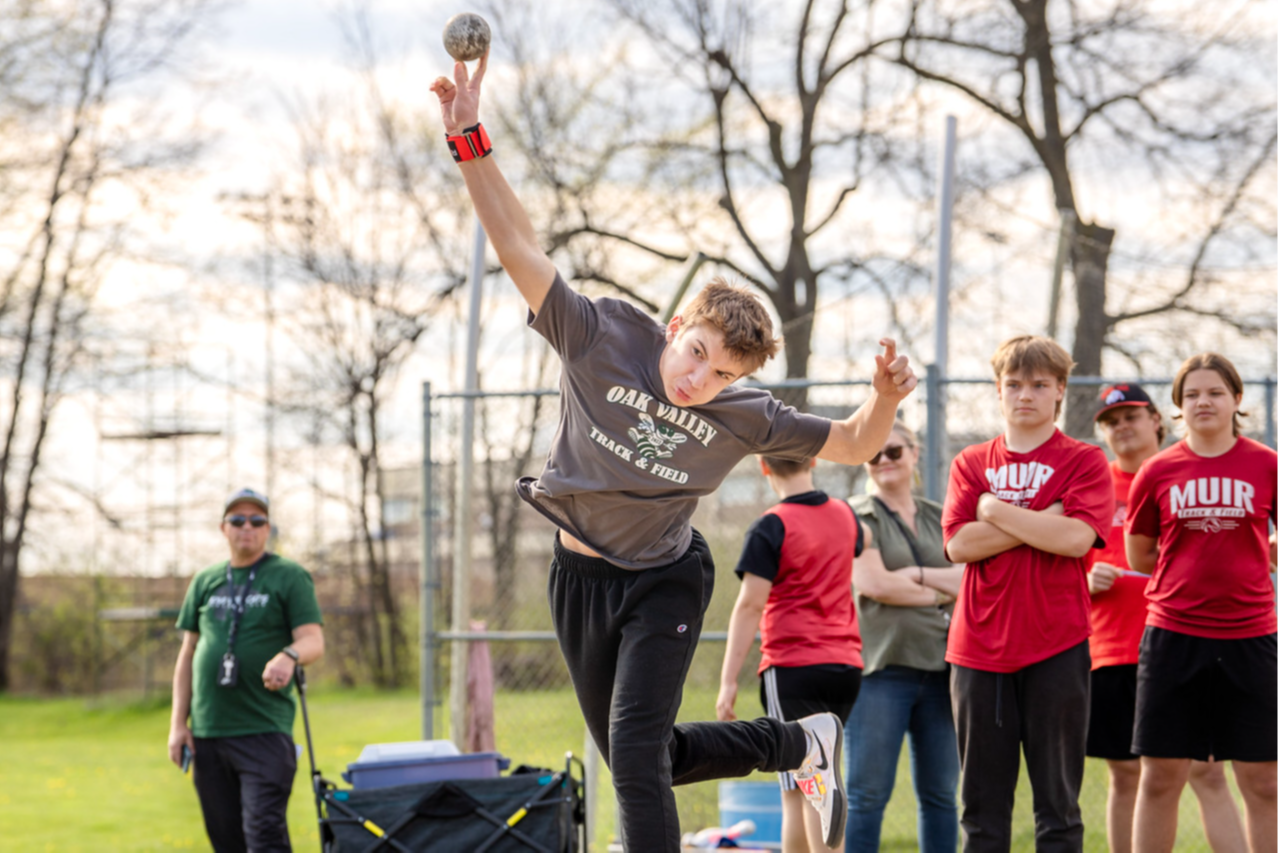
760, 663, 862, 790
1086, 664, 1139, 761
1133, 626, 1277, 762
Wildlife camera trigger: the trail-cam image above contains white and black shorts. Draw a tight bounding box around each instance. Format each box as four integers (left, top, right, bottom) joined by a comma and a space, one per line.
760, 663, 861, 789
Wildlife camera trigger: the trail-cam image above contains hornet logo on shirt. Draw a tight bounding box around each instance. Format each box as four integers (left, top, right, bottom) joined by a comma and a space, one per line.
1170, 476, 1253, 533
628, 412, 688, 460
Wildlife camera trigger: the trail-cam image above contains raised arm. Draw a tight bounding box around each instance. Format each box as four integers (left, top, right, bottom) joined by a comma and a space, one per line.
430, 55, 556, 314
818, 339, 918, 465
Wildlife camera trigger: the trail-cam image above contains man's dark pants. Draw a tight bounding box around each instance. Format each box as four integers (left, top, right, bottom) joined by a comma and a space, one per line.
193, 731, 297, 852
549, 530, 807, 853
950, 641, 1090, 853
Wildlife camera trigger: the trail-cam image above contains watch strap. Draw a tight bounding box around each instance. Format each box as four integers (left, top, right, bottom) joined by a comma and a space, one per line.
446, 122, 492, 163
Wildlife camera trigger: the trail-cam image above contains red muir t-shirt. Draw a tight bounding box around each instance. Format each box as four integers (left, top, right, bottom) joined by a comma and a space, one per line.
943, 430, 1113, 673
1086, 462, 1150, 669
1125, 437, 1278, 639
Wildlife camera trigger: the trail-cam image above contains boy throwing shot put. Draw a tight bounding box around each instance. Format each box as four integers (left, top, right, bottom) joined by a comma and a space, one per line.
942, 336, 1114, 852
431, 54, 916, 852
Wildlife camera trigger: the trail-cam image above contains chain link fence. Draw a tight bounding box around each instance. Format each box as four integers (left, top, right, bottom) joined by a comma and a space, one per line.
422, 375, 1276, 849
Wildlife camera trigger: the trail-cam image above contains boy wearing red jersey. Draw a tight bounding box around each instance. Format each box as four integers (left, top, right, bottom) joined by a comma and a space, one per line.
1087, 384, 1244, 853
1126, 354, 1277, 853
717, 456, 864, 852
941, 336, 1114, 852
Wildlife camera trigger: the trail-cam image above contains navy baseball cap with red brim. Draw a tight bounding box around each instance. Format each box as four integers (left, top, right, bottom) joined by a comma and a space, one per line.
1094, 383, 1153, 421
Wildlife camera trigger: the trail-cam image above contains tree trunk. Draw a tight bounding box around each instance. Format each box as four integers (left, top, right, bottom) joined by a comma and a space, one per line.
0, 543, 18, 690
1064, 221, 1116, 438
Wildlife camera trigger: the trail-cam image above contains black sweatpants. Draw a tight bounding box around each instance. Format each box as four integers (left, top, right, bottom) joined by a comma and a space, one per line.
192, 732, 297, 853
549, 530, 808, 853
950, 641, 1090, 853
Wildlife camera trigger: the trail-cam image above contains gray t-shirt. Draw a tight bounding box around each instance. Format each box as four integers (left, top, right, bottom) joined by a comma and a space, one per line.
849, 494, 953, 675
517, 273, 830, 570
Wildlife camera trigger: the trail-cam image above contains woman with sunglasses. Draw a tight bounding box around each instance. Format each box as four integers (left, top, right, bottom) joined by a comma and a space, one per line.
843, 422, 965, 852
1126, 354, 1277, 852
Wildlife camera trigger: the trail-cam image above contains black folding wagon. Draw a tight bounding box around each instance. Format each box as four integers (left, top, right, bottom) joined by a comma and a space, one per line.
295, 668, 588, 853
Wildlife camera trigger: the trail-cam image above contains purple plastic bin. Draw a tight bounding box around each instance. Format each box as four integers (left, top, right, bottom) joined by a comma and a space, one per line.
341, 742, 510, 789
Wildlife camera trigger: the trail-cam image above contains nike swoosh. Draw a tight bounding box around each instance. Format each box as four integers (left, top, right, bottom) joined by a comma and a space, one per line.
815, 739, 829, 772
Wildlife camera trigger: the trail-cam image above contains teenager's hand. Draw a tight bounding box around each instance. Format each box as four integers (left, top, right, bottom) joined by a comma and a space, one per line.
1088, 562, 1120, 594
429, 51, 488, 135
715, 683, 738, 722
873, 338, 917, 402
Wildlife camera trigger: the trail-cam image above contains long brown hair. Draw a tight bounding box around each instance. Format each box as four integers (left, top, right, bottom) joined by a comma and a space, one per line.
1171, 352, 1248, 437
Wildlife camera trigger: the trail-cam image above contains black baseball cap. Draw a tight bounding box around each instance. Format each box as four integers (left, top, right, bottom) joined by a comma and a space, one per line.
224, 487, 269, 516
1094, 383, 1153, 421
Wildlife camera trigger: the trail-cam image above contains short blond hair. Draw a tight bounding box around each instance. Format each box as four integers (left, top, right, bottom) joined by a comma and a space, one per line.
680, 277, 782, 375
990, 335, 1074, 418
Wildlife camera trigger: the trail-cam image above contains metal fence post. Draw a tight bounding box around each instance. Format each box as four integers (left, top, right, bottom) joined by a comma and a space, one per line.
420, 381, 435, 740
925, 363, 944, 502
1266, 377, 1276, 449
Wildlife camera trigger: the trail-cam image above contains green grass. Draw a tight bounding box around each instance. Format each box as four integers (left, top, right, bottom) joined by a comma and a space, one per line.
0, 688, 1240, 851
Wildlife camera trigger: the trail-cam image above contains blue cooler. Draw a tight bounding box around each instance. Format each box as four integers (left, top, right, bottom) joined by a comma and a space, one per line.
341, 740, 510, 789
719, 780, 782, 844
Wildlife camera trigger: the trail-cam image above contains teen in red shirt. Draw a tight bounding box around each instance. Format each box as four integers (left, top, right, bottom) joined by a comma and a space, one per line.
1125, 354, 1277, 853
942, 336, 1113, 852
1086, 383, 1244, 853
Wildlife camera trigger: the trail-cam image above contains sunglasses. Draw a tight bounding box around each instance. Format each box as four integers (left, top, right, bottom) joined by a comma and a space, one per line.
868, 445, 907, 465
226, 514, 269, 528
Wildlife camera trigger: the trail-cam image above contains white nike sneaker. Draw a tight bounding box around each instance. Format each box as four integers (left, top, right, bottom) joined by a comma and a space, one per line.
792, 712, 846, 848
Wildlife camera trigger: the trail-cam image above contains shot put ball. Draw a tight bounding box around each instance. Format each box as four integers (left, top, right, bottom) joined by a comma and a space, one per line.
443, 12, 491, 62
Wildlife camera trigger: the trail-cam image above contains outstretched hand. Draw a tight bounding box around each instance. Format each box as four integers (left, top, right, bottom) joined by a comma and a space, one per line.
873, 338, 917, 402
429, 51, 488, 134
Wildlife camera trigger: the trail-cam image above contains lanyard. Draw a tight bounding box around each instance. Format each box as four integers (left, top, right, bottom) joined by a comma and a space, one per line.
223, 554, 267, 655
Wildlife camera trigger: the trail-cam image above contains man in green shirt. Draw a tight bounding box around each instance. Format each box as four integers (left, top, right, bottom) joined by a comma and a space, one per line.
168, 488, 324, 852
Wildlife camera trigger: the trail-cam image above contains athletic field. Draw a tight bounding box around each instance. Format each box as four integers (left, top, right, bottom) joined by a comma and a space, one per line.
0, 688, 1235, 850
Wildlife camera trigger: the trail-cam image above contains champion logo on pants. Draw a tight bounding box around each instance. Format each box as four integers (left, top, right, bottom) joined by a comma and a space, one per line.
677, 624, 687, 633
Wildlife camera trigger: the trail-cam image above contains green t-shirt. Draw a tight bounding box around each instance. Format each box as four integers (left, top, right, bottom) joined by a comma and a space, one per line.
176, 553, 323, 738
849, 494, 953, 676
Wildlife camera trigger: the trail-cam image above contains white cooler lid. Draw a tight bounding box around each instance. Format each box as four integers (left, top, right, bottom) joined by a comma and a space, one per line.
353, 740, 460, 765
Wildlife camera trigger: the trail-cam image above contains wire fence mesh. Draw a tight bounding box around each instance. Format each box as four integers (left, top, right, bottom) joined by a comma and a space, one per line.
424, 375, 1276, 849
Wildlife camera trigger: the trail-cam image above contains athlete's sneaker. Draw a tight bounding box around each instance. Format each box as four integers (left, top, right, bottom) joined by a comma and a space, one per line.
792, 712, 846, 848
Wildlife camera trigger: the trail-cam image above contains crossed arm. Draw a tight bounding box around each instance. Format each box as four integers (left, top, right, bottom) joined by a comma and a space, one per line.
946, 495, 1098, 564
854, 522, 966, 605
